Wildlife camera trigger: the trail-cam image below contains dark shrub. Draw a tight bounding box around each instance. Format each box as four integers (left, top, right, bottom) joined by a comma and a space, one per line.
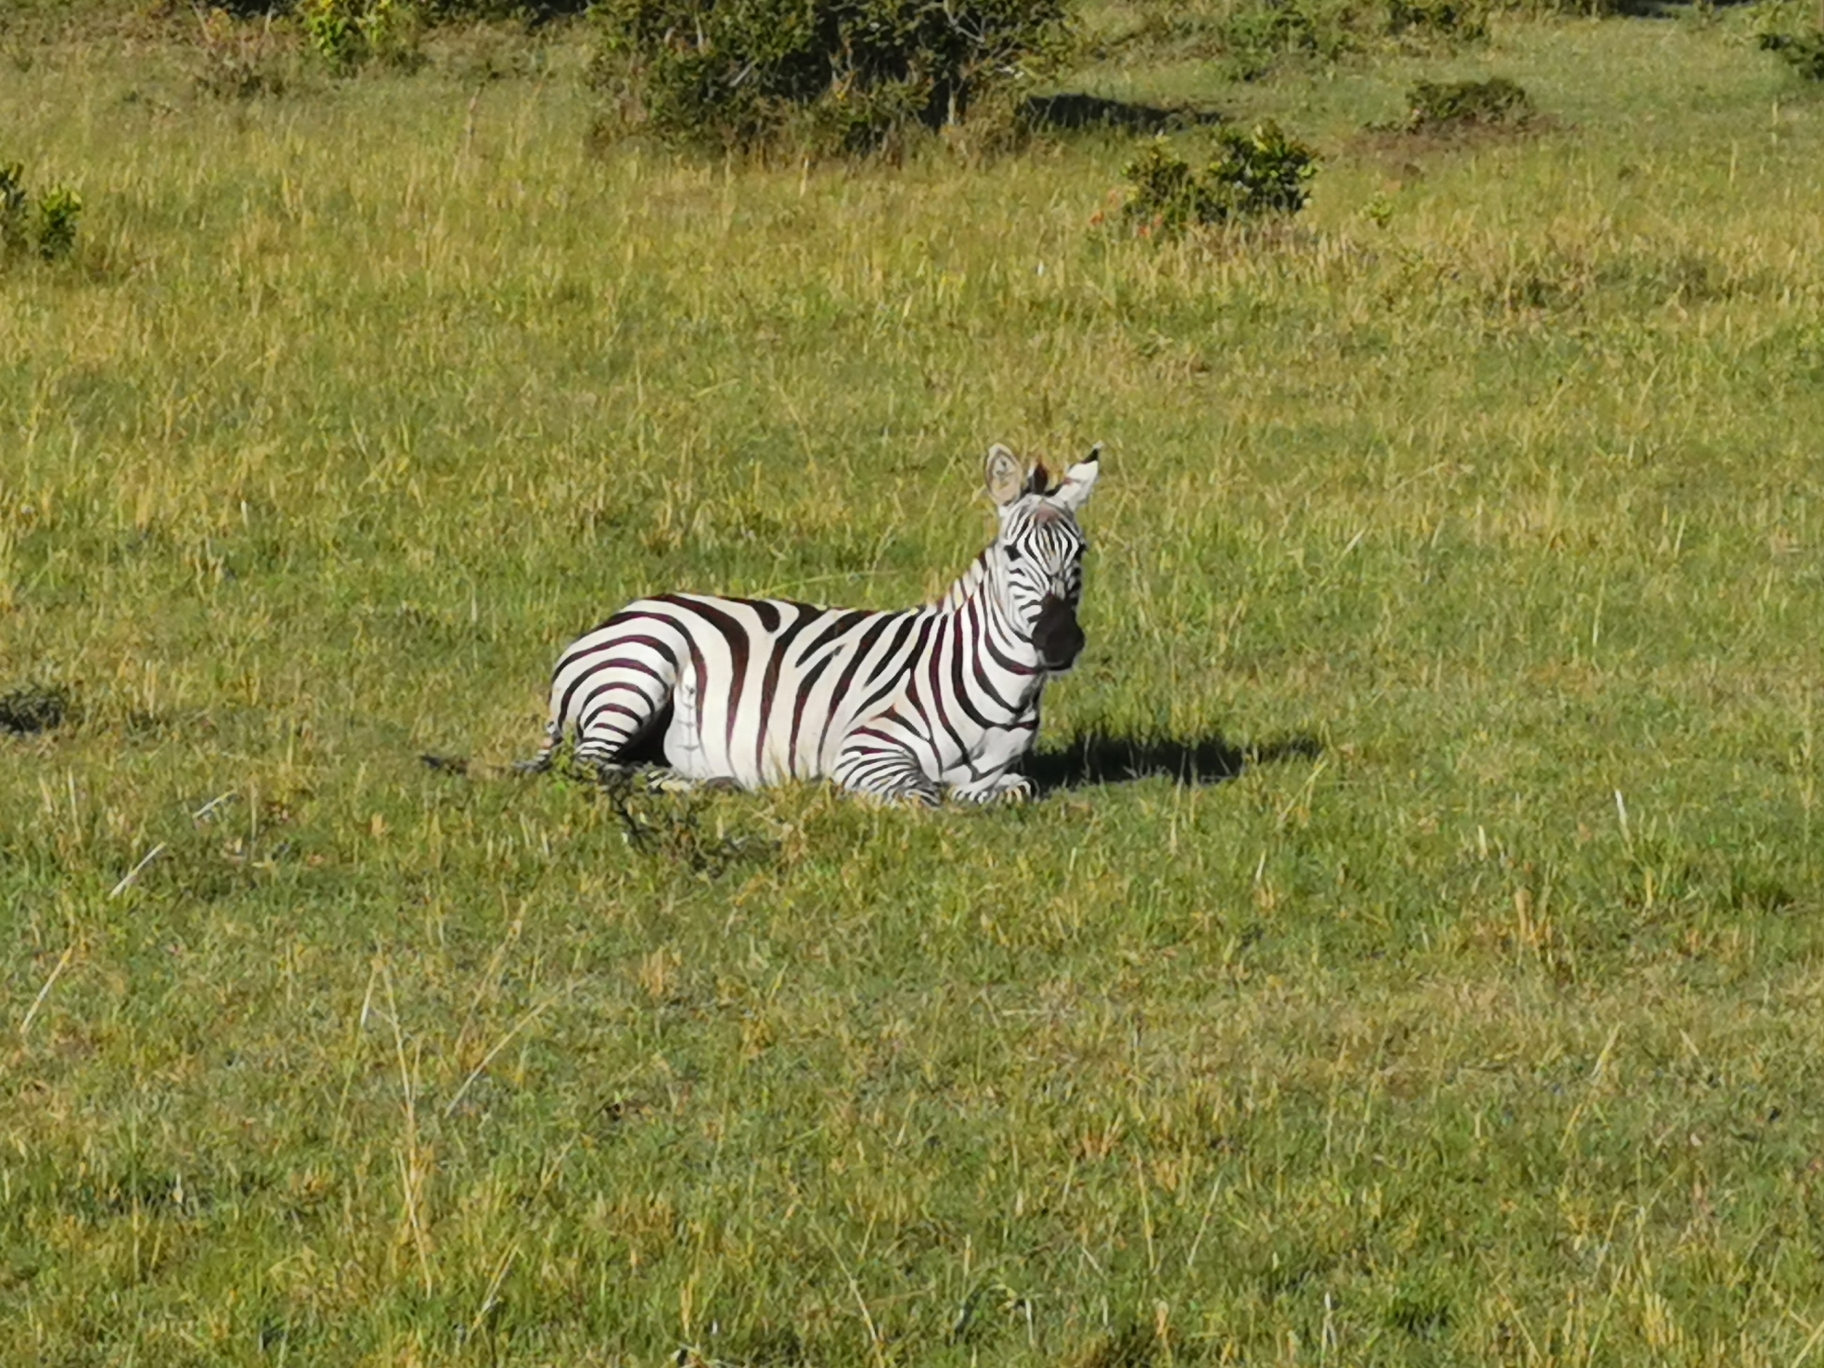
589, 0, 1071, 153
1760, 30, 1824, 79
1404, 75, 1532, 130
0, 683, 72, 735
1387, 0, 1487, 40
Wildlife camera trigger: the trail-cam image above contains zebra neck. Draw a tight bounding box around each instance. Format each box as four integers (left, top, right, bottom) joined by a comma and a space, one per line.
934, 553, 1047, 709
938, 552, 989, 613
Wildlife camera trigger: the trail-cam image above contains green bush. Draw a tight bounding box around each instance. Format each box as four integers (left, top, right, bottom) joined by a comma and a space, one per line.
0, 161, 82, 265
1122, 123, 1318, 235
34, 185, 81, 260
298, 0, 423, 72
1404, 75, 1533, 129
589, 0, 1071, 153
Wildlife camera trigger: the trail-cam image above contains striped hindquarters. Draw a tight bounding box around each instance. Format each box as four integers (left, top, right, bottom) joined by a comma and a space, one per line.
544, 594, 937, 789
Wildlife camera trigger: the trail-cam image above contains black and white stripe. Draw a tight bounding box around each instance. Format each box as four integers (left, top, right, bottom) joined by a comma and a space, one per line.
527, 444, 1100, 806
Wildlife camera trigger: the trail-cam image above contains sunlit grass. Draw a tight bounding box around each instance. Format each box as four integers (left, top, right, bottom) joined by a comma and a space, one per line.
3, 10, 1822, 1364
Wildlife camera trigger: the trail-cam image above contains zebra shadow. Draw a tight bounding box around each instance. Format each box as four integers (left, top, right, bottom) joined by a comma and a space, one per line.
1023, 730, 1322, 792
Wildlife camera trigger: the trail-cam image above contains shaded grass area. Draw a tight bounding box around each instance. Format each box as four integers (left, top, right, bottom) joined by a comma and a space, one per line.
3, 11, 1824, 1365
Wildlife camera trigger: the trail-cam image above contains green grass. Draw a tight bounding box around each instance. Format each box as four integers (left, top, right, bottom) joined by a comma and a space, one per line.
4, 8, 1824, 1364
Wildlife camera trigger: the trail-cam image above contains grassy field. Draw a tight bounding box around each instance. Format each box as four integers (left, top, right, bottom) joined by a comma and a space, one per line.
3, 5, 1823, 1363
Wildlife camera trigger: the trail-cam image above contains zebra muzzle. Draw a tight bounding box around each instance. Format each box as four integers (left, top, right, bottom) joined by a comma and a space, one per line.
1032, 596, 1085, 672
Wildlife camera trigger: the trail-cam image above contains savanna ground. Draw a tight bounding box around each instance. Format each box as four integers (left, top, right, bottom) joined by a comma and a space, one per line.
3, 2, 1823, 1362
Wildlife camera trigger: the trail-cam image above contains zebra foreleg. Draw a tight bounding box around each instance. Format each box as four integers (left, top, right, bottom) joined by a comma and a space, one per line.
833, 746, 943, 808
872, 774, 944, 808
639, 768, 742, 795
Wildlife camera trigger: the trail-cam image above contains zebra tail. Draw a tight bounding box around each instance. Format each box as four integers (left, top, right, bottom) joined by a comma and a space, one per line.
512, 717, 564, 775
417, 718, 560, 780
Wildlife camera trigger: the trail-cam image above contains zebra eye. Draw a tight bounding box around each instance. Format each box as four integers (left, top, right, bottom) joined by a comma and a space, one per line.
1004, 545, 1022, 562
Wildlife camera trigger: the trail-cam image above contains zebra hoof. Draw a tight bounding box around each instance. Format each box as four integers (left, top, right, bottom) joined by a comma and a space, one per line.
954, 777, 1033, 806
643, 768, 700, 794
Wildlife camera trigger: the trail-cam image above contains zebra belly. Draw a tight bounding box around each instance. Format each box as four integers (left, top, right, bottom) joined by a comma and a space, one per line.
662, 668, 858, 787
660, 650, 715, 780
657, 694, 821, 787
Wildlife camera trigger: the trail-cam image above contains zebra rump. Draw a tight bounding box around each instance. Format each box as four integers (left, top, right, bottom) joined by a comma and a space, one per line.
529, 443, 1100, 806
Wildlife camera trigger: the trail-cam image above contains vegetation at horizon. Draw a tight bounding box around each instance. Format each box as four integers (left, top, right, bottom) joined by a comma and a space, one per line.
3, 5, 1823, 1363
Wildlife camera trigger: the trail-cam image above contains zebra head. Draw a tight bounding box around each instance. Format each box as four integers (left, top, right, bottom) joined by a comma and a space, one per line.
984, 442, 1101, 674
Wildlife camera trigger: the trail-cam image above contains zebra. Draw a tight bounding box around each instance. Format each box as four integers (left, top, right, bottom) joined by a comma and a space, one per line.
525, 443, 1100, 806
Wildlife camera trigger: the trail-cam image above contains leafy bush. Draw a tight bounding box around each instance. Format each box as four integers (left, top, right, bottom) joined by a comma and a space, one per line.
0, 161, 82, 265
34, 185, 81, 259
589, 0, 1071, 153
298, 0, 423, 72
1404, 75, 1533, 129
1122, 123, 1318, 234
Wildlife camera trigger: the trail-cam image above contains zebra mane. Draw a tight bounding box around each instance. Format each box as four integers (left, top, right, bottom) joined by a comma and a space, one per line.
938, 548, 993, 611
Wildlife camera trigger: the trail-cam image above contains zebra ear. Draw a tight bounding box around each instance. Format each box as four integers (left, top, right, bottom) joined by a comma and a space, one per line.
985, 444, 1027, 508
1051, 444, 1102, 513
